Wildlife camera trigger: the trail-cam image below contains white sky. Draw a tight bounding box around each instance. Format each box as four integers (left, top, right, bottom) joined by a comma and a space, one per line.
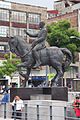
6, 0, 54, 10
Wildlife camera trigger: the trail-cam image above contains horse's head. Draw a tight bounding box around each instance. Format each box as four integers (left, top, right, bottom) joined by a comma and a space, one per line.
8, 36, 31, 57
8, 36, 19, 55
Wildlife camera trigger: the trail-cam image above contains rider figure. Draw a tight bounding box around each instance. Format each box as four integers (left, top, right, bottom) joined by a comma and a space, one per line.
24, 21, 47, 68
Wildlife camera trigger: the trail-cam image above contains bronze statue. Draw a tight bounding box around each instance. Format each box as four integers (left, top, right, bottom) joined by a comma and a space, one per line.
8, 34, 72, 87
24, 21, 47, 68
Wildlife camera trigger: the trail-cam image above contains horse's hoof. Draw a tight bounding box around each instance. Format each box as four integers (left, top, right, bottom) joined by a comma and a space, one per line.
37, 81, 49, 87
51, 82, 57, 87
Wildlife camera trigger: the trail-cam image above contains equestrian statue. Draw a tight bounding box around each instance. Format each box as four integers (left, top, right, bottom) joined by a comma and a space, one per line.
8, 21, 72, 87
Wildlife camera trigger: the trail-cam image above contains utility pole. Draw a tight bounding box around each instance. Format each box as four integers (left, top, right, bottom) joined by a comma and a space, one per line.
26, 13, 29, 43
79, 53, 80, 78
9, 10, 12, 60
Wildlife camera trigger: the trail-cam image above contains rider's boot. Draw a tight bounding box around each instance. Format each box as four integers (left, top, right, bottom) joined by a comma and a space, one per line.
33, 51, 41, 68
34, 60, 41, 68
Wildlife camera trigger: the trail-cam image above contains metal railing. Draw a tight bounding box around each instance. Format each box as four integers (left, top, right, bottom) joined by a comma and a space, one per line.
0, 102, 80, 120
0, 102, 65, 120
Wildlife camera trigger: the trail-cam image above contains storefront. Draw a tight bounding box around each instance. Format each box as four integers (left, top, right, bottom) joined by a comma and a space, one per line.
29, 76, 46, 87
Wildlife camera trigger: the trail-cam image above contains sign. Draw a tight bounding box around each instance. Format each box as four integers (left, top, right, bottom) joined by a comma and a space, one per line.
54, 1, 65, 11
48, 73, 55, 81
61, 6, 73, 14
32, 76, 46, 81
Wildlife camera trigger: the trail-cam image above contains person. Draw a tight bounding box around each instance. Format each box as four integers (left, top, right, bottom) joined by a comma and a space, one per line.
1, 90, 10, 104
0, 85, 4, 94
11, 96, 24, 119
24, 21, 47, 68
72, 95, 80, 118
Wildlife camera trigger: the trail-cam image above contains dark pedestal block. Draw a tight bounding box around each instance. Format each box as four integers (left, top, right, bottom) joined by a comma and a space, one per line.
10, 87, 68, 102
51, 87, 68, 101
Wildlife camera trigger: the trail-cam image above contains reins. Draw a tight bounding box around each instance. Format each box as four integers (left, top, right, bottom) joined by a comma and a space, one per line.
20, 47, 33, 58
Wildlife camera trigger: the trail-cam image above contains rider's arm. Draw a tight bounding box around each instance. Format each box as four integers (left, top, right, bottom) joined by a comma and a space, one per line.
36, 30, 47, 43
24, 30, 38, 37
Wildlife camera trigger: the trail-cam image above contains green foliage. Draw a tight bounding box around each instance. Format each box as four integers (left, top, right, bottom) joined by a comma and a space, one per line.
67, 43, 77, 53
0, 53, 21, 78
0, 69, 4, 78
47, 20, 80, 53
4, 53, 17, 59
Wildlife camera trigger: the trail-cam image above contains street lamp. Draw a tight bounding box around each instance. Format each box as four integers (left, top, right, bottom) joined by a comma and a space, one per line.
70, 36, 80, 40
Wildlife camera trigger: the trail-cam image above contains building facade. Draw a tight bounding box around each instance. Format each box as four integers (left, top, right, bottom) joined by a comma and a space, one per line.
47, 1, 80, 90
0, 0, 47, 87
47, 9, 78, 31
47, 1, 80, 32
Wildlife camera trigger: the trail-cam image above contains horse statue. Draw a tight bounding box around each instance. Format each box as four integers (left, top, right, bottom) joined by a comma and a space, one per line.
8, 36, 72, 87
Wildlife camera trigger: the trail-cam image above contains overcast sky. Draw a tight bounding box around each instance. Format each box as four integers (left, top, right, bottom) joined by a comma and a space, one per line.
6, 0, 54, 10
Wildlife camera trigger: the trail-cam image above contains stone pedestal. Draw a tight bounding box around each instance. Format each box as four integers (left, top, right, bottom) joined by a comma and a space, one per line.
10, 87, 68, 102
30, 94, 51, 100
10, 87, 68, 120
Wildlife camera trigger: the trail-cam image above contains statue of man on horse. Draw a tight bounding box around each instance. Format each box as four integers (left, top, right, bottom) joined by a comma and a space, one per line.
24, 21, 47, 68
8, 21, 72, 87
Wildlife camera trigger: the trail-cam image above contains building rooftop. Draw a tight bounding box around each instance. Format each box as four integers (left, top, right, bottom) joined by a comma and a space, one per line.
5, 0, 47, 9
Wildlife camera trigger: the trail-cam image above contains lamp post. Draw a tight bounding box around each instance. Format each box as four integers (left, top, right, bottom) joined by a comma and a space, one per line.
46, 65, 48, 81
70, 36, 80, 40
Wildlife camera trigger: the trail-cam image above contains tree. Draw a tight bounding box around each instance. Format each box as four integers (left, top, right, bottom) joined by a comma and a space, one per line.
47, 20, 80, 52
47, 20, 80, 62
0, 53, 21, 78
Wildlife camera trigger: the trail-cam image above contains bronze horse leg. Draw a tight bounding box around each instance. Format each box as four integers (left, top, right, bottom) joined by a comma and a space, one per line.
19, 68, 31, 87
51, 62, 63, 86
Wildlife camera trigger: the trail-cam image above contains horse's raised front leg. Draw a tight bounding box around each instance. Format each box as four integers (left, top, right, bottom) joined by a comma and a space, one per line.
51, 63, 63, 87
19, 68, 31, 87
17, 62, 30, 68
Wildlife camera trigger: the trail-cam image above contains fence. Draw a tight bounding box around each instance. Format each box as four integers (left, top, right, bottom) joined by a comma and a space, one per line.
0, 101, 80, 120
0, 101, 66, 120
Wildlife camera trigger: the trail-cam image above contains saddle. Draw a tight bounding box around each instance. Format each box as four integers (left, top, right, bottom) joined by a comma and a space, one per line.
32, 46, 46, 63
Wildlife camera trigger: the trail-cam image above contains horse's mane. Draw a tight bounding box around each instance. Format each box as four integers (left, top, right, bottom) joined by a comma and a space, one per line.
14, 36, 31, 50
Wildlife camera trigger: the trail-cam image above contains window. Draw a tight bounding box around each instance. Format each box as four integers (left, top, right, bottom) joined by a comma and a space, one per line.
0, 46, 4, 51
11, 11, 26, 23
0, 9, 9, 21
28, 29, 39, 34
28, 13, 41, 24
11, 27, 25, 37
0, 26, 9, 37
0, 44, 9, 52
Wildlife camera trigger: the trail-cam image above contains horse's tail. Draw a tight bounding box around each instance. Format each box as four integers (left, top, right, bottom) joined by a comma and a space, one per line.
60, 48, 73, 72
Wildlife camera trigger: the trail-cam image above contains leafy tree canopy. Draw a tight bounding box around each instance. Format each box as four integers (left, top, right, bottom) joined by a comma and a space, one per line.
47, 20, 80, 53
0, 53, 21, 78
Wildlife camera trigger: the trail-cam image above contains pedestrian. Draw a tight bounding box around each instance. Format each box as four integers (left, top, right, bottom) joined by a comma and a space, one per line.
11, 96, 24, 119
72, 95, 80, 118
0, 85, 4, 94
1, 90, 10, 104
